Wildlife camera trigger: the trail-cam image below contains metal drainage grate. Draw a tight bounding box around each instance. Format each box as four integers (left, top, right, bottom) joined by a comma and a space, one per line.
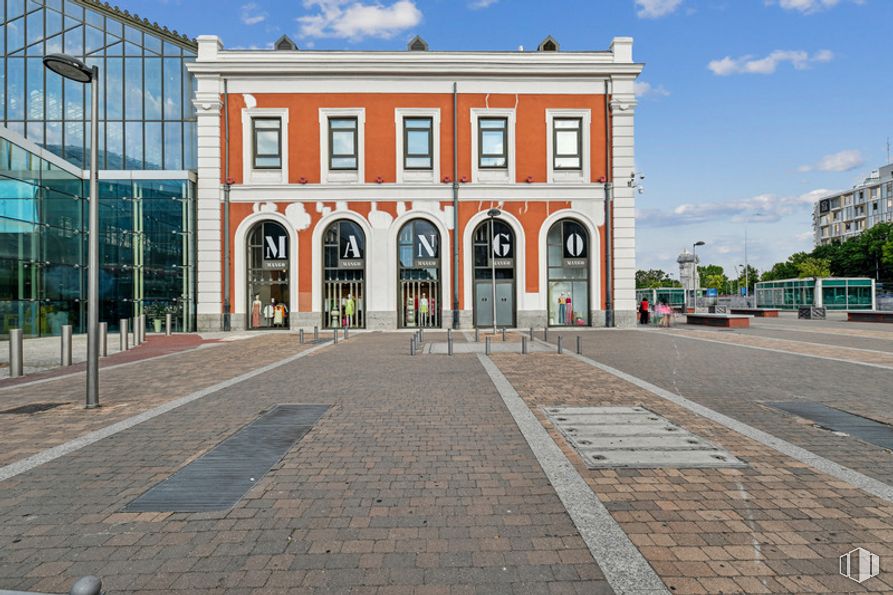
770, 401, 893, 450
544, 406, 745, 469
0, 403, 65, 414
125, 404, 329, 512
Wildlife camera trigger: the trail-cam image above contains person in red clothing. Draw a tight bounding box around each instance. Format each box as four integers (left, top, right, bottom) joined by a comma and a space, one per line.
639, 297, 650, 325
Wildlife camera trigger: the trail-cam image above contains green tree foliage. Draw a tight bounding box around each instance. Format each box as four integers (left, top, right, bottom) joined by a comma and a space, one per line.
635, 269, 681, 288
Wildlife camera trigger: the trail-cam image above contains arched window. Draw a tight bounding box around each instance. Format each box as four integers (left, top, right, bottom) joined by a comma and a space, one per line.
322, 220, 365, 328
547, 219, 589, 326
472, 218, 516, 328
247, 221, 289, 329
397, 219, 441, 328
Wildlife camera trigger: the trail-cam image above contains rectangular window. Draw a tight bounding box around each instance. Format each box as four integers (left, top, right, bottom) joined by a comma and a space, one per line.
478, 117, 508, 169
329, 117, 358, 170
403, 117, 433, 170
553, 117, 583, 170
252, 118, 281, 169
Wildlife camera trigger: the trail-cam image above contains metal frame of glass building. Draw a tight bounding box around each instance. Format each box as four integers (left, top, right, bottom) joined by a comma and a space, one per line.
1, 0, 197, 338
635, 287, 703, 309
754, 277, 876, 311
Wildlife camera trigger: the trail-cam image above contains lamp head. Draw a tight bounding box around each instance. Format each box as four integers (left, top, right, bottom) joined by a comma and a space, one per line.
694, 241, 706, 247
43, 53, 93, 83
486, 208, 501, 218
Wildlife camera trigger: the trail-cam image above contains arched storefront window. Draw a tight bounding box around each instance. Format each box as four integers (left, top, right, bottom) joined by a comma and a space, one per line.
547, 219, 589, 326
322, 220, 365, 328
247, 221, 290, 330
397, 219, 441, 328
473, 218, 516, 328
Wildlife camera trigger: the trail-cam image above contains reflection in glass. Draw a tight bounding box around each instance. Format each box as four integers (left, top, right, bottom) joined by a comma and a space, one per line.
144, 58, 162, 119
26, 57, 43, 120
124, 57, 142, 120
125, 121, 142, 169
144, 122, 162, 169
163, 57, 181, 120
164, 122, 181, 170
7, 57, 25, 120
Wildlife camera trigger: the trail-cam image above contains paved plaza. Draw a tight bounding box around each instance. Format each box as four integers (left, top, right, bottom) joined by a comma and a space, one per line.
1, 314, 893, 593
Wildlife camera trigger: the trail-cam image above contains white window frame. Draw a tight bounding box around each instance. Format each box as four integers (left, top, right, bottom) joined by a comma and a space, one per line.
470, 108, 515, 184
319, 108, 365, 184
241, 107, 289, 185
546, 109, 591, 184
395, 108, 440, 184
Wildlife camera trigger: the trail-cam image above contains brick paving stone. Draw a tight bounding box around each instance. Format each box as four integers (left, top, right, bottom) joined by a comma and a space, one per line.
492, 350, 893, 593
0, 333, 614, 594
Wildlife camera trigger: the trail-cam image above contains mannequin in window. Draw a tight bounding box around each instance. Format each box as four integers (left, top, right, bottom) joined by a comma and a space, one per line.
343, 293, 355, 327
274, 301, 288, 328
251, 294, 262, 328
419, 293, 429, 327
558, 293, 567, 325
565, 293, 573, 325
264, 298, 276, 327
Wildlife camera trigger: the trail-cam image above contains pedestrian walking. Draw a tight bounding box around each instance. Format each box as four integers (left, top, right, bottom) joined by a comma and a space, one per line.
639, 297, 650, 325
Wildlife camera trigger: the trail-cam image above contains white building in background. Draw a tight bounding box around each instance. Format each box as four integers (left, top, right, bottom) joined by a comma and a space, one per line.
813, 163, 893, 245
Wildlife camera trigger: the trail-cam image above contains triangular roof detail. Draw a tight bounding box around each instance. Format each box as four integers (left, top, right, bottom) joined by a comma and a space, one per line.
537, 35, 560, 52
275, 35, 299, 51
407, 35, 429, 51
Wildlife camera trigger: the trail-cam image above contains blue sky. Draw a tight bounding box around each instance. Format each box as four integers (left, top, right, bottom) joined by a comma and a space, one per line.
130, 0, 893, 277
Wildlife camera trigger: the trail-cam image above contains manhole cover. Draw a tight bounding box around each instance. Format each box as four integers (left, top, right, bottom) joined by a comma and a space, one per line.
544, 406, 745, 469
0, 403, 65, 414
770, 402, 893, 450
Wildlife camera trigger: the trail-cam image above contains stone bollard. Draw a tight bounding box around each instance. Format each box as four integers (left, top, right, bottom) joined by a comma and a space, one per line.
314, 325, 319, 341
299, 329, 305, 344
557, 335, 563, 354
61, 324, 72, 367
99, 322, 108, 357
165, 313, 172, 336
9, 328, 23, 378
120, 318, 129, 351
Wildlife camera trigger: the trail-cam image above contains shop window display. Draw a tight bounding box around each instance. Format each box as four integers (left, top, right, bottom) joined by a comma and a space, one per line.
547, 219, 589, 326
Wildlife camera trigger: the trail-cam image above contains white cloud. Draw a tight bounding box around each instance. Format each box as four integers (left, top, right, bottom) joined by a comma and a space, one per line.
798, 149, 864, 172
637, 189, 829, 227
635, 0, 683, 18
766, 0, 863, 14
634, 81, 670, 98
708, 49, 833, 76
298, 0, 422, 41
240, 2, 267, 25
469, 0, 498, 9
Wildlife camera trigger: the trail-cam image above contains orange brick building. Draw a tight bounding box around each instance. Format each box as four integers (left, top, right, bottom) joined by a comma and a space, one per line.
189, 35, 642, 331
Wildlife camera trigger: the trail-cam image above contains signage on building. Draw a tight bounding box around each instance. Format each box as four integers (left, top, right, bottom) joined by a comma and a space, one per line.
413, 233, 439, 268
491, 232, 514, 268
562, 229, 587, 268
262, 226, 288, 270
706, 288, 718, 298
819, 199, 831, 214
338, 233, 365, 269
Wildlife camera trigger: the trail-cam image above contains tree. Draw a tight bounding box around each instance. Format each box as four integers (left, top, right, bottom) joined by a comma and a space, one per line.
795, 256, 831, 278
636, 269, 680, 288
697, 264, 731, 294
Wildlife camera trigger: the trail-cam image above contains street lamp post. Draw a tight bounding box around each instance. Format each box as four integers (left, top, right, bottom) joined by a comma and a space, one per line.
487, 208, 501, 336
45, 54, 100, 409
692, 241, 705, 311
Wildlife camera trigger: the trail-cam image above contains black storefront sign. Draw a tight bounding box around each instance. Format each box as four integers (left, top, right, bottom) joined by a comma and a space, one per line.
413, 233, 439, 268
262, 225, 288, 270
338, 233, 365, 269
562, 228, 587, 268
490, 231, 513, 268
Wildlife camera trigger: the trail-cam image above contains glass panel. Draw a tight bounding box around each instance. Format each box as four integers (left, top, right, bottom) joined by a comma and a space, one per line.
331, 130, 355, 155
45, 120, 61, 150
555, 157, 580, 169
405, 157, 431, 169
480, 119, 505, 129
144, 57, 161, 119
124, 57, 142, 120
144, 122, 161, 169
63, 24, 82, 54
7, 57, 25, 119
63, 120, 82, 167
26, 8, 42, 45
163, 57, 181, 119
63, 76, 82, 119
554, 119, 580, 129
406, 129, 429, 155
255, 130, 279, 154
7, 17, 26, 52
405, 117, 431, 129
63, 0, 81, 18
85, 24, 103, 54
479, 156, 506, 168
182, 61, 194, 117
26, 121, 43, 144
0, 58, 4, 116
556, 129, 578, 154
481, 130, 504, 155
104, 16, 121, 37
44, 32, 61, 53
105, 57, 122, 119
163, 122, 181, 169
25, 56, 42, 120
7, 0, 25, 19
183, 122, 195, 169
143, 32, 161, 55
124, 121, 142, 168
123, 24, 140, 43
124, 41, 140, 56
254, 156, 280, 168
330, 118, 356, 130
24, 39, 42, 55
163, 40, 181, 55
105, 121, 122, 168
331, 156, 356, 169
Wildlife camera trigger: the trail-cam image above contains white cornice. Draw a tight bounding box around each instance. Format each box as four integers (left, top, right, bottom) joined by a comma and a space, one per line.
226, 183, 606, 202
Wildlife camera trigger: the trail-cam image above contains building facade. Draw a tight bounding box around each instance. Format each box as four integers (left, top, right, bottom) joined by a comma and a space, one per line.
813, 163, 893, 245
189, 35, 642, 331
0, 0, 197, 338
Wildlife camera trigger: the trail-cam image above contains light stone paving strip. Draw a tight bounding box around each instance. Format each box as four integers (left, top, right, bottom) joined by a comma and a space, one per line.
0, 340, 333, 484
564, 349, 893, 505
477, 353, 669, 595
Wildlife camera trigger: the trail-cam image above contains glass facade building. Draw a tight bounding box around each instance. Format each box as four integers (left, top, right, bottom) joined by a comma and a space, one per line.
755, 278, 876, 311
0, 0, 197, 338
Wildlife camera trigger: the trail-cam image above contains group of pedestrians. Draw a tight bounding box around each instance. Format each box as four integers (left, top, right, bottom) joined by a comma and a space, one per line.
638, 297, 673, 327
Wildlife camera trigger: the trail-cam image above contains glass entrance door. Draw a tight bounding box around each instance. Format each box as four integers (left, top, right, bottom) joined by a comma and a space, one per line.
473, 218, 516, 328
322, 220, 366, 328
247, 221, 290, 330
398, 219, 441, 328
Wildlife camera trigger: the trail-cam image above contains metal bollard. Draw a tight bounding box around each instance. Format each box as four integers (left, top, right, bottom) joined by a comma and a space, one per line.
501, 327, 506, 341
299, 329, 305, 344
529, 327, 534, 340
165, 313, 172, 336
474, 328, 480, 342
522, 336, 528, 355
120, 318, 129, 351
418, 328, 424, 343
447, 328, 452, 342
9, 328, 23, 378
140, 315, 147, 343
448, 335, 453, 356
61, 324, 72, 366
576, 336, 582, 355
314, 325, 319, 341
410, 336, 416, 356
557, 335, 563, 354
543, 328, 548, 342
485, 336, 491, 355
333, 327, 338, 344
99, 322, 108, 357
344, 325, 349, 340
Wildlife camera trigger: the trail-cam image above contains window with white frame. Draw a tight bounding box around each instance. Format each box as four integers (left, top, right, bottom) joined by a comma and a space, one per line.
478, 118, 508, 169
241, 107, 289, 184
546, 109, 590, 183
319, 108, 365, 184
470, 108, 515, 183
395, 109, 440, 183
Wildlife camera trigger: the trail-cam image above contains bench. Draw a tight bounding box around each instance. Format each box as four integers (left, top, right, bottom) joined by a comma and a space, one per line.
847, 311, 893, 323
685, 313, 750, 328
730, 308, 779, 317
